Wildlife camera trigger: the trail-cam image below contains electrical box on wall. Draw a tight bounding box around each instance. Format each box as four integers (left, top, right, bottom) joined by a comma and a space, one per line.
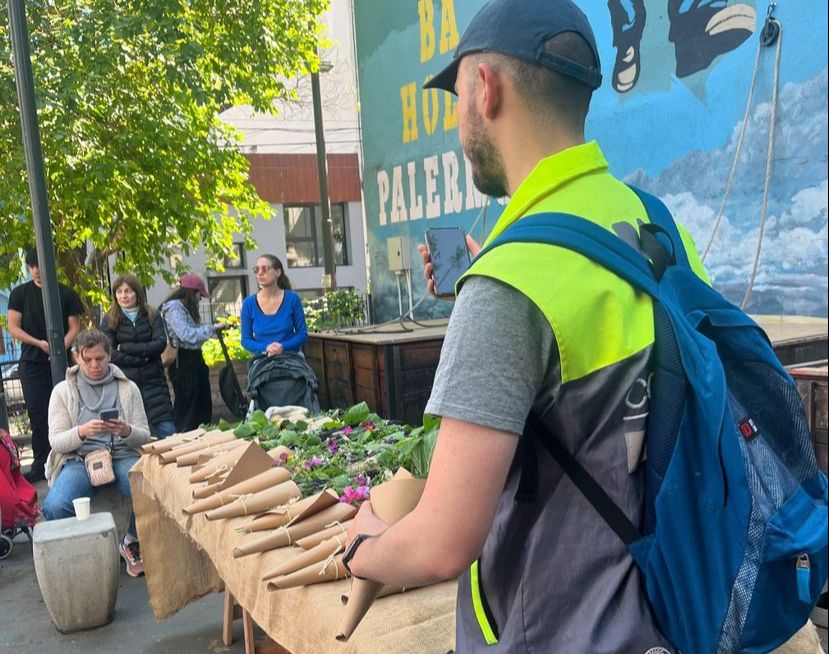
387, 236, 411, 272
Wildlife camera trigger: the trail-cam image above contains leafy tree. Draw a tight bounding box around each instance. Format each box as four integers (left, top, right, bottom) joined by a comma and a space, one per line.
0, 0, 328, 306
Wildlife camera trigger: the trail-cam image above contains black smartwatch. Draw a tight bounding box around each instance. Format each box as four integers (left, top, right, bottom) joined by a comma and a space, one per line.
342, 533, 374, 579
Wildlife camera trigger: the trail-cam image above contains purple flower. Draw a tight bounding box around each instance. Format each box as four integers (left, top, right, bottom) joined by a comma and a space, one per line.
354, 474, 369, 487
304, 456, 324, 470
341, 426, 353, 436
326, 438, 340, 454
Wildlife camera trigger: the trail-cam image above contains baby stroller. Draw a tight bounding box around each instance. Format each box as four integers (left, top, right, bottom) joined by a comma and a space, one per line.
248, 353, 321, 414
1, 428, 38, 559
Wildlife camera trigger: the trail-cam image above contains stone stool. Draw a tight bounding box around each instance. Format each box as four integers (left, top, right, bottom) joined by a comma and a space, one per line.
32, 512, 120, 633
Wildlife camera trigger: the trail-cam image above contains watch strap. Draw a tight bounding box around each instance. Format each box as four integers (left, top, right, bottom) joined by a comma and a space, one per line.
342, 533, 374, 579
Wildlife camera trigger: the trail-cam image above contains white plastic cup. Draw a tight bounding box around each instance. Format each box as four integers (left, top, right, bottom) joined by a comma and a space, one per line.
72, 497, 91, 521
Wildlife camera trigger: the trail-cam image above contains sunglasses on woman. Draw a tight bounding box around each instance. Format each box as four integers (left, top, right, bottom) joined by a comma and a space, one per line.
252, 265, 274, 274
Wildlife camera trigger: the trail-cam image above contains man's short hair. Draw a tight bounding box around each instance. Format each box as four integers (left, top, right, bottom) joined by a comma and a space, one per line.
24, 248, 38, 268
472, 31, 596, 130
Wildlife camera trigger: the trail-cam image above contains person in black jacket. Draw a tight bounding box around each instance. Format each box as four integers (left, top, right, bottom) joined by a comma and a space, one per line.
100, 274, 176, 438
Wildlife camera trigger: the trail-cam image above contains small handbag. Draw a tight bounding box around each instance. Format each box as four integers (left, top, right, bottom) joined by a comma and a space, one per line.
161, 341, 178, 368
160, 317, 178, 368
84, 439, 115, 487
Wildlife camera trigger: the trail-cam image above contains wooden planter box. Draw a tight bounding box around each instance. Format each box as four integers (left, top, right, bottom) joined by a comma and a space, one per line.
305, 320, 448, 426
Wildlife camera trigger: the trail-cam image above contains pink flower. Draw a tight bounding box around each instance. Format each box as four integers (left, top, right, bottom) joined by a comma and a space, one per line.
304, 456, 324, 470
339, 485, 371, 504
341, 426, 353, 436
361, 421, 376, 431
272, 451, 290, 466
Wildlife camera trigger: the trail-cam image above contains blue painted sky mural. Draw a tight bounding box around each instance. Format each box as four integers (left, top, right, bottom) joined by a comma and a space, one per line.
354, 1, 828, 320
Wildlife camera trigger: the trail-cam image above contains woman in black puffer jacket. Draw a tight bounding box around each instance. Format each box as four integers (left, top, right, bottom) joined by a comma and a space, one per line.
100, 274, 176, 438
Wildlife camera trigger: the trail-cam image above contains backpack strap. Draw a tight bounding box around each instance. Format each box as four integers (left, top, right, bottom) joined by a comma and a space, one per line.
525, 412, 642, 544
477, 213, 662, 298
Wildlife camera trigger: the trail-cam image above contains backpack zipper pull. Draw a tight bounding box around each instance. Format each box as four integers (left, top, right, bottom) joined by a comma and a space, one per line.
796, 553, 811, 603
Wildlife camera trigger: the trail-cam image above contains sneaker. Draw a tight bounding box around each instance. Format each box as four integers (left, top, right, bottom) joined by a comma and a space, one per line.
119, 540, 145, 577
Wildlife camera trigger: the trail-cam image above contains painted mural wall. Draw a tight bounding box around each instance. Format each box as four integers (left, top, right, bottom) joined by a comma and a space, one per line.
354, 1, 828, 322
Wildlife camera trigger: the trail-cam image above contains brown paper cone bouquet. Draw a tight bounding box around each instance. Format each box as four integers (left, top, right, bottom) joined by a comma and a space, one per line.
233, 501, 356, 557
336, 469, 427, 642
183, 467, 294, 516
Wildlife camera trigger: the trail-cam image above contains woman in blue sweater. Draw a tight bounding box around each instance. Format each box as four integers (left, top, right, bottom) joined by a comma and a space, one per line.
241, 255, 308, 357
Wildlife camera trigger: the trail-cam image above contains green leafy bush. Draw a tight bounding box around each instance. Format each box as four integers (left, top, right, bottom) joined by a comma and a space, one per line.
201, 315, 252, 367
302, 289, 366, 332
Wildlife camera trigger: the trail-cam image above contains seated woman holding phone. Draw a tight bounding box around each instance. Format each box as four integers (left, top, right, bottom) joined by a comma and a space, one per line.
41, 329, 150, 577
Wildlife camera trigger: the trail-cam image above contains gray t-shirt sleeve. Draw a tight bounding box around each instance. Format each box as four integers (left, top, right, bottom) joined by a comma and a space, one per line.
425, 276, 557, 435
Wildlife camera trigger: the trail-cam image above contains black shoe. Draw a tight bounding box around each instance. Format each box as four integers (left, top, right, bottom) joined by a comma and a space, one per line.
23, 468, 46, 483
609, 0, 646, 93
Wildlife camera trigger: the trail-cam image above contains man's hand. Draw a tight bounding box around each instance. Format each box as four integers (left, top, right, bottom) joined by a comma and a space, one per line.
345, 502, 390, 580
266, 342, 284, 357
418, 235, 481, 300
37, 339, 50, 354
346, 502, 389, 547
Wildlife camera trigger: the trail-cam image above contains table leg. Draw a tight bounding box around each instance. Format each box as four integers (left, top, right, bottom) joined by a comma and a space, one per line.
223, 589, 234, 646
243, 609, 255, 654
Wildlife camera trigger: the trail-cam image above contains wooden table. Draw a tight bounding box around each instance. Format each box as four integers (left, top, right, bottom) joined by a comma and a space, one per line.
129, 454, 456, 654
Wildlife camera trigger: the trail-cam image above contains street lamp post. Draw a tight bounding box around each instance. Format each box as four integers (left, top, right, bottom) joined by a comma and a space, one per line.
7, 0, 69, 385
311, 59, 337, 291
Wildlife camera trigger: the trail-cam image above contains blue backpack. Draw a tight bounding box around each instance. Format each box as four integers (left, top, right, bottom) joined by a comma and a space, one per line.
483, 187, 828, 654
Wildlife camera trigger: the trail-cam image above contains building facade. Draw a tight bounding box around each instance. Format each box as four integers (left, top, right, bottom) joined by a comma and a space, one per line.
143, 0, 367, 313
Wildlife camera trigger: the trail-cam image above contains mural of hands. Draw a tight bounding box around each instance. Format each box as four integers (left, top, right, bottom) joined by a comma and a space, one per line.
608, 0, 757, 93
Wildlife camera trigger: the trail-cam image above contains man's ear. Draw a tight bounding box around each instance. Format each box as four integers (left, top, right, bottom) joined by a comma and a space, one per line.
477, 62, 503, 120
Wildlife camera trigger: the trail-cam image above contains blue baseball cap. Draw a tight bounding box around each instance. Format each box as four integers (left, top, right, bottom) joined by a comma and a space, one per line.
423, 0, 602, 94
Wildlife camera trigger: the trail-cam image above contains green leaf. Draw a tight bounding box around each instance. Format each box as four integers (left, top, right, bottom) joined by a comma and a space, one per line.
279, 431, 299, 447
233, 423, 257, 440
260, 423, 279, 440
343, 402, 370, 426
303, 434, 322, 447
422, 414, 441, 432
322, 420, 344, 430
246, 410, 270, 432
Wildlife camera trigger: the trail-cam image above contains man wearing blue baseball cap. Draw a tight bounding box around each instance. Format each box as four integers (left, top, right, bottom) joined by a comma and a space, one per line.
344, 1, 707, 650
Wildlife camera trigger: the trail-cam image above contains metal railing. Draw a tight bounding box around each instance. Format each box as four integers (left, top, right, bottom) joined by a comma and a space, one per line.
0, 333, 28, 438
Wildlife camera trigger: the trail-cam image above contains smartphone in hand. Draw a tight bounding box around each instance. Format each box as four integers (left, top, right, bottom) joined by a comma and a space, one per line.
100, 408, 119, 422
424, 227, 471, 297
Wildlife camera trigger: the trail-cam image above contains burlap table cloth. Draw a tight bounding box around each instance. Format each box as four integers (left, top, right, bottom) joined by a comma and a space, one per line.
129, 454, 457, 654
